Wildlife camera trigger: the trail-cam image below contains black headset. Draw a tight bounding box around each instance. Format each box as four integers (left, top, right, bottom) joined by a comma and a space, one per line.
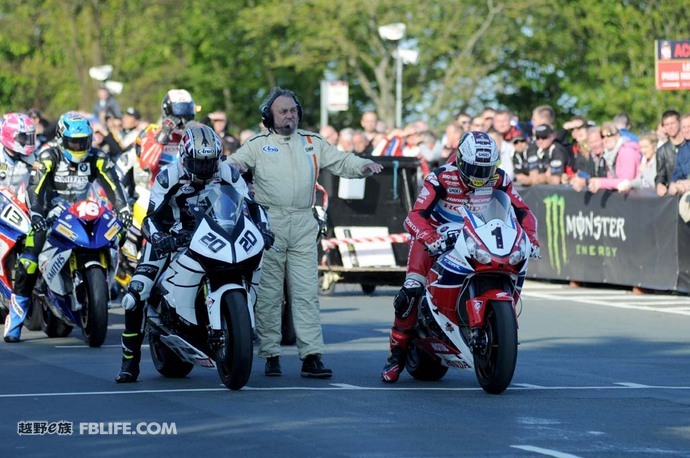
260, 87, 303, 130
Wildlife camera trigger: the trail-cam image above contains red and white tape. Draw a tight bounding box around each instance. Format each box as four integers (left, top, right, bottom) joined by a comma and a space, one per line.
320, 233, 410, 250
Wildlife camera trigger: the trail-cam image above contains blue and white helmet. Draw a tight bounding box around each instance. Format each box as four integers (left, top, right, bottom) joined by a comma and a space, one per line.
456, 131, 499, 188
56, 112, 93, 163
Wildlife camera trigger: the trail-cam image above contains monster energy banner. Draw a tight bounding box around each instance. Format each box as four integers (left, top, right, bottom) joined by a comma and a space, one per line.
520, 186, 690, 293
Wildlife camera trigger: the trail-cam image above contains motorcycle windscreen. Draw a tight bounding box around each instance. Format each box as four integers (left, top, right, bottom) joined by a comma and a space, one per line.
188, 184, 263, 262
465, 189, 519, 257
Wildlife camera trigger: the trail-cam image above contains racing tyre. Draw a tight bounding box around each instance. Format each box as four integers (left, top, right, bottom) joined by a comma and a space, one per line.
149, 331, 194, 378
406, 339, 448, 381
42, 305, 73, 338
216, 290, 253, 390
24, 303, 43, 331
473, 300, 518, 395
81, 267, 109, 347
360, 283, 376, 295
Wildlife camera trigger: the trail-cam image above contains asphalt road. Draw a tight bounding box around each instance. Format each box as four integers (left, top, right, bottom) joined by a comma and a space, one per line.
2, 280, 690, 458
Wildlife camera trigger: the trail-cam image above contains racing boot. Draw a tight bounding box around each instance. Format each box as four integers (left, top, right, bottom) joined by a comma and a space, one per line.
115, 332, 144, 383
381, 327, 410, 383
3, 294, 30, 343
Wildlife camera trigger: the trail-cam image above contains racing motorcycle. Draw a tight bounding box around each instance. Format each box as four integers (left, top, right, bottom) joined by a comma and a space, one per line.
146, 183, 264, 391
406, 189, 531, 394
31, 183, 124, 347
0, 186, 31, 323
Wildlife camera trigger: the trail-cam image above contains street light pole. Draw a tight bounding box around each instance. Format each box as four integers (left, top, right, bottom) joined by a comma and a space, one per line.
395, 46, 403, 129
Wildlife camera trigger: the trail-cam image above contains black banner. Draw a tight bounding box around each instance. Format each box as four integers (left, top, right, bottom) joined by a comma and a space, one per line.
521, 185, 689, 292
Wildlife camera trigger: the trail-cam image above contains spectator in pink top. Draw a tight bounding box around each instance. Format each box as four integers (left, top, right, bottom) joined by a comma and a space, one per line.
588, 121, 641, 192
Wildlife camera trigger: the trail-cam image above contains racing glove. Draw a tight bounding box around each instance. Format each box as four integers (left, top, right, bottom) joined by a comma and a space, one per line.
151, 232, 177, 258
118, 207, 133, 228
31, 214, 48, 232
258, 223, 275, 250
529, 237, 541, 259
418, 230, 447, 255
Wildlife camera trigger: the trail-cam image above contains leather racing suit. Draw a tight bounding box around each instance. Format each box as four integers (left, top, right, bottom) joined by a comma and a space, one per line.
388, 164, 538, 354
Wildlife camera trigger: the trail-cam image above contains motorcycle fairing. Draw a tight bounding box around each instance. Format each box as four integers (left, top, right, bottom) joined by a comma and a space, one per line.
160, 251, 204, 325
160, 334, 215, 368
190, 216, 262, 263
416, 337, 472, 370
38, 243, 73, 295
424, 291, 475, 370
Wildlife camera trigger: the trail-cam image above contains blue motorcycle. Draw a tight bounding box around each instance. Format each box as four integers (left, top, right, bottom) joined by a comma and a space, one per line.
31, 183, 124, 347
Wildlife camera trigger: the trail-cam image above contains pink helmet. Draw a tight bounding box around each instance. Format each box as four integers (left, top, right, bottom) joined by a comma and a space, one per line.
0, 112, 36, 157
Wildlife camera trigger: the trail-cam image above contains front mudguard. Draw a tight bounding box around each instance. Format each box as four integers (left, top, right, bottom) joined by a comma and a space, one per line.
465, 289, 516, 328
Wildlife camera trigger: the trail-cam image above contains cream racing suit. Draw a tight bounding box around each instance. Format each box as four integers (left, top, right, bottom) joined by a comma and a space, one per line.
228, 129, 377, 360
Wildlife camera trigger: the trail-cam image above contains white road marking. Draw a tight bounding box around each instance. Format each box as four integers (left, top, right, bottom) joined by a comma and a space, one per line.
511, 445, 582, 458
521, 291, 690, 316
1, 382, 690, 398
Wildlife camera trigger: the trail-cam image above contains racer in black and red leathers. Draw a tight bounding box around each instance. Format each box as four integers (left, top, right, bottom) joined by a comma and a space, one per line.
380, 131, 540, 382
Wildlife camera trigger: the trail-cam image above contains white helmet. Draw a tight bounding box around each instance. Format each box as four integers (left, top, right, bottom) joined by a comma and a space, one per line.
456, 131, 499, 188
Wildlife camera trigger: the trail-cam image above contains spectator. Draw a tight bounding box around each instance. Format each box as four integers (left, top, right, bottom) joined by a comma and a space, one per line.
587, 122, 641, 193
240, 129, 256, 145
417, 130, 442, 169
319, 125, 339, 146
226, 87, 383, 379
351, 130, 371, 154
531, 104, 568, 145
441, 122, 464, 162
93, 86, 122, 121
562, 116, 592, 178
469, 116, 486, 132
402, 121, 428, 158
613, 112, 639, 143
488, 127, 515, 180
511, 134, 531, 186
480, 107, 496, 131
493, 109, 523, 142
360, 111, 378, 150
656, 121, 669, 149
523, 124, 571, 185
27, 108, 56, 150
337, 127, 355, 153
667, 114, 690, 196
618, 131, 658, 191
455, 112, 471, 133
655, 110, 685, 196
205, 111, 239, 155
571, 126, 608, 192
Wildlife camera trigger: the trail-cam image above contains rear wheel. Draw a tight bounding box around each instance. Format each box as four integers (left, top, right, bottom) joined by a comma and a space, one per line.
42, 305, 73, 338
149, 330, 194, 378
216, 290, 253, 390
81, 267, 109, 347
406, 339, 448, 381
473, 300, 518, 395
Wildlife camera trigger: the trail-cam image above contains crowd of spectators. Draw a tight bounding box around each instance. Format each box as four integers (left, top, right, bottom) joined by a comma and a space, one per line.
314, 105, 690, 199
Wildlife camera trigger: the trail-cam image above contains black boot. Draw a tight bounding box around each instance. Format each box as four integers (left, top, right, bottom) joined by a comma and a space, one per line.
265, 356, 282, 376
301, 354, 332, 379
115, 332, 143, 383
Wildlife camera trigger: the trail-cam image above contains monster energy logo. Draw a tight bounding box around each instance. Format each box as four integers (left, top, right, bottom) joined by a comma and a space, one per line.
544, 194, 566, 273
543, 194, 627, 274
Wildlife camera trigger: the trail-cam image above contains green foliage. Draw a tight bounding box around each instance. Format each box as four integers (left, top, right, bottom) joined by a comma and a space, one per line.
0, 0, 688, 134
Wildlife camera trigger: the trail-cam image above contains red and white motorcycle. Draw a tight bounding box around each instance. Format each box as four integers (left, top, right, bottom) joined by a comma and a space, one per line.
406, 189, 532, 394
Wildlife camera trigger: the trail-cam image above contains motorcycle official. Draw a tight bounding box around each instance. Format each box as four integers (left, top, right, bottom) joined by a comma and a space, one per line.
226, 87, 383, 378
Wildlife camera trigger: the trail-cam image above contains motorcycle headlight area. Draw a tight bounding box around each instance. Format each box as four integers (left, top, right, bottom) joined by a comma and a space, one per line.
465, 236, 491, 264
509, 236, 528, 265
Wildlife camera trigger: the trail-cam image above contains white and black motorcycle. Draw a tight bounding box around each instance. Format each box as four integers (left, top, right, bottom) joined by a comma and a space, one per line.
146, 183, 264, 390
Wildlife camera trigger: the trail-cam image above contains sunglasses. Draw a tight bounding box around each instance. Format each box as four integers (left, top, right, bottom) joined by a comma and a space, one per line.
601, 132, 617, 138
512, 139, 526, 144
535, 136, 550, 140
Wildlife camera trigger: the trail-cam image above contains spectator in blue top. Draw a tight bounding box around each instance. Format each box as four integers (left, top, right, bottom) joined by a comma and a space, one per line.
668, 114, 690, 196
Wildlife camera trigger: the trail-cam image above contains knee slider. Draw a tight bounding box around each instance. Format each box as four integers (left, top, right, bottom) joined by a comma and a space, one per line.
393, 279, 424, 320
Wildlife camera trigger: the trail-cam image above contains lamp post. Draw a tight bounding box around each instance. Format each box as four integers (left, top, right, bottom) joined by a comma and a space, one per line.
378, 23, 419, 129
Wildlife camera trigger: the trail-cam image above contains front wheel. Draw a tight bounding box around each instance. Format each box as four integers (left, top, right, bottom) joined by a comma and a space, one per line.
216, 290, 253, 390
473, 300, 518, 395
81, 267, 109, 347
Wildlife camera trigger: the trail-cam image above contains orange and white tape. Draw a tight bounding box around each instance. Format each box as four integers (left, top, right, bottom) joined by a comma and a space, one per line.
320, 233, 410, 251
